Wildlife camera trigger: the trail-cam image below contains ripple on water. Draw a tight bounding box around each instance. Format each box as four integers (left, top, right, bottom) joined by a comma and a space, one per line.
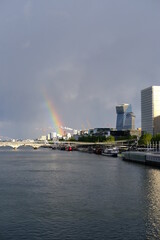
0, 150, 160, 239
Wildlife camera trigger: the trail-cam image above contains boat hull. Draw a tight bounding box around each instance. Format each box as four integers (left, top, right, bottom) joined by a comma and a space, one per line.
102, 153, 118, 157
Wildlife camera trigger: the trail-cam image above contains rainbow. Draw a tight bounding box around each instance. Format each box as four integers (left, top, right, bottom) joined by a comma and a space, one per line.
43, 92, 63, 135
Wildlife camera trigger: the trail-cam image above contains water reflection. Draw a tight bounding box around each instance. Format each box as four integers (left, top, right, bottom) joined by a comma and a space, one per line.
1, 150, 160, 239
145, 169, 160, 239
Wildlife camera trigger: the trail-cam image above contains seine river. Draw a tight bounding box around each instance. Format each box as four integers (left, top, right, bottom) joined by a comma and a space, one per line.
0, 148, 160, 240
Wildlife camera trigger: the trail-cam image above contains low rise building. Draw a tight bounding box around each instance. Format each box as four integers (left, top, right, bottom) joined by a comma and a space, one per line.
110, 129, 141, 140
92, 128, 111, 137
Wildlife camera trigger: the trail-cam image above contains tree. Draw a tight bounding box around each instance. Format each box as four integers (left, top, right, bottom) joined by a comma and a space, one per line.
68, 137, 76, 141
106, 136, 115, 142
138, 133, 152, 146
152, 133, 160, 142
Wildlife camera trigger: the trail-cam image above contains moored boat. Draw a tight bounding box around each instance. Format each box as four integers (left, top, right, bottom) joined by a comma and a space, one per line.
102, 147, 119, 157
66, 146, 72, 151
93, 147, 103, 155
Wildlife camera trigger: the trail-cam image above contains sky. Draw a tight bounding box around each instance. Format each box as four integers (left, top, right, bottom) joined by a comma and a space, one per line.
0, 0, 160, 139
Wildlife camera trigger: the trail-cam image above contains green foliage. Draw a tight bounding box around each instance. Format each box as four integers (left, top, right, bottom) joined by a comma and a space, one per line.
106, 136, 115, 142
78, 135, 106, 143
59, 138, 64, 141
116, 135, 137, 141
130, 135, 139, 140
68, 137, 76, 141
152, 133, 160, 142
138, 133, 152, 146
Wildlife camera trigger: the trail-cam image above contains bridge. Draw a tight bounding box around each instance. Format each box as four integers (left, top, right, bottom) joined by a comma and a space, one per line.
57, 139, 137, 146
0, 141, 51, 150
0, 138, 137, 150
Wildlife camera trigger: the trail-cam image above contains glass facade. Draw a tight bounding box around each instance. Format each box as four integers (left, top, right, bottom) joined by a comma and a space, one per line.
116, 104, 135, 130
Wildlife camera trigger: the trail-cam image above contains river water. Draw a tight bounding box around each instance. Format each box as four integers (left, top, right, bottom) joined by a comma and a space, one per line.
0, 147, 160, 240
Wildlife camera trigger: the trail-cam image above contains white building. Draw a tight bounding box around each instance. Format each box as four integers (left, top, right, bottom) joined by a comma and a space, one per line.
57, 134, 62, 139
50, 132, 57, 140
73, 129, 78, 135
67, 133, 71, 139
39, 135, 47, 141
47, 134, 51, 140
141, 86, 160, 135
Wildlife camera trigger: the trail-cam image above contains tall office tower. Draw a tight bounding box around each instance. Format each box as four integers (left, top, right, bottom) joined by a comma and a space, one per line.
116, 104, 135, 130
141, 86, 160, 135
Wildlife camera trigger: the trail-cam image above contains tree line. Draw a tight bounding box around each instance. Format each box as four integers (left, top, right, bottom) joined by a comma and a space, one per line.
138, 133, 160, 146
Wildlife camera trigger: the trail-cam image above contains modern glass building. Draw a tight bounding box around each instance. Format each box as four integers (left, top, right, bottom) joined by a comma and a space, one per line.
141, 86, 160, 135
116, 104, 135, 130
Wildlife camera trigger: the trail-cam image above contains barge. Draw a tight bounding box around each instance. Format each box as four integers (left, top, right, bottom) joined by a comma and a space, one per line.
123, 151, 160, 167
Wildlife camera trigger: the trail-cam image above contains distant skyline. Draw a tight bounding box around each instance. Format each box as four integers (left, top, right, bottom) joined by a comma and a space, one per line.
0, 0, 160, 139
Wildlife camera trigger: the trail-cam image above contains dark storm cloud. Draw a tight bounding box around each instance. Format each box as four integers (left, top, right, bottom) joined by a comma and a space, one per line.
0, 0, 160, 138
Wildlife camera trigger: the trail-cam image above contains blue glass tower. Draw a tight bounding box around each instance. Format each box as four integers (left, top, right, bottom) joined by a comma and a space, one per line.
116, 104, 135, 130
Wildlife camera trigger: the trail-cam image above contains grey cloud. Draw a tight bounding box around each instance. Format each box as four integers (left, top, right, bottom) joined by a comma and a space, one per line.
0, 0, 160, 138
